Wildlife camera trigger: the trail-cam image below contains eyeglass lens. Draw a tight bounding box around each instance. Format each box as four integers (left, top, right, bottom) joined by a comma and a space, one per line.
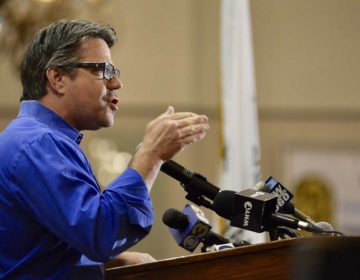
104, 63, 120, 80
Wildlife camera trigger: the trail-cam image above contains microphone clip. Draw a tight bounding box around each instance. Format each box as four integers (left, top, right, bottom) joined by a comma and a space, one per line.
182, 173, 214, 210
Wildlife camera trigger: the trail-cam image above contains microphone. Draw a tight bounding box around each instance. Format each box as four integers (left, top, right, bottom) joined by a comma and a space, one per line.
160, 160, 320, 233
314, 221, 334, 232
160, 160, 220, 208
162, 205, 212, 252
201, 230, 231, 246
163, 205, 248, 252
263, 177, 294, 212
213, 189, 325, 234
201, 230, 250, 249
201, 231, 236, 252
206, 243, 235, 252
259, 177, 315, 224
202, 239, 250, 252
312, 221, 344, 236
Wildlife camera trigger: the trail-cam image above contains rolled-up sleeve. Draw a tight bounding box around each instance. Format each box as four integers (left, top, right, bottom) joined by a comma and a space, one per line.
105, 168, 153, 230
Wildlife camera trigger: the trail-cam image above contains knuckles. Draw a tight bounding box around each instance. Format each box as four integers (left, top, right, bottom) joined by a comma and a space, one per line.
142, 111, 209, 160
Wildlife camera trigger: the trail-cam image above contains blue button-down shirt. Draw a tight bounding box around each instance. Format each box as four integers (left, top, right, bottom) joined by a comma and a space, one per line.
0, 101, 154, 279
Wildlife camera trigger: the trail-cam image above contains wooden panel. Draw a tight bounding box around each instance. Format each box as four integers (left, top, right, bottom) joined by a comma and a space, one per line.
105, 237, 360, 280
105, 238, 294, 280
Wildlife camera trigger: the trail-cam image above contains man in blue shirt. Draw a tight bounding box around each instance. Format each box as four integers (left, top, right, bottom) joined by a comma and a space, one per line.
0, 19, 209, 279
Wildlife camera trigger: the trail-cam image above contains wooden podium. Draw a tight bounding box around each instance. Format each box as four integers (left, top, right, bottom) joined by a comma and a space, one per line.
105, 237, 360, 280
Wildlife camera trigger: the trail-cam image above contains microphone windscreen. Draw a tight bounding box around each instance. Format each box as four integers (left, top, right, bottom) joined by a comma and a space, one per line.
255, 181, 271, 192
213, 190, 236, 219
162, 208, 189, 230
313, 221, 334, 236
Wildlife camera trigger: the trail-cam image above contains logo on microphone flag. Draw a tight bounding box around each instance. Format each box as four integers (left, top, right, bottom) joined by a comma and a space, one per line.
215, 0, 265, 244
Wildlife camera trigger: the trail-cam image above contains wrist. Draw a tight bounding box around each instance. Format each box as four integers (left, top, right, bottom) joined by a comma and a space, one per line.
129, 146, 164, 189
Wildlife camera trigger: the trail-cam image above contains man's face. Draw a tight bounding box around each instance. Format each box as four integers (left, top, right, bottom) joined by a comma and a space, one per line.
63, 37, 122, 131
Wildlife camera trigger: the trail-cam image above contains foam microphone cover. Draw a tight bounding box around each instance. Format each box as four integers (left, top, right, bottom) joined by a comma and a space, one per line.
255, 181, 271, 192
313, 221, 334, 236
213, 190, 236, 219
162, 208, 189, 230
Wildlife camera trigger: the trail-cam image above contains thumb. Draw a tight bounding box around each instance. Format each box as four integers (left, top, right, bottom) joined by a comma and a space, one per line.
164, 105, 175, 115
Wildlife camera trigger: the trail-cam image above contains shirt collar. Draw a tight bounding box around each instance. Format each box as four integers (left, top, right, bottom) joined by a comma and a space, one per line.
18, 101, 84, 145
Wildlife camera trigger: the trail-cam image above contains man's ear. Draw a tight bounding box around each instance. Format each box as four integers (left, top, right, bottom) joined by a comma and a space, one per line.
45, 67, 67, 96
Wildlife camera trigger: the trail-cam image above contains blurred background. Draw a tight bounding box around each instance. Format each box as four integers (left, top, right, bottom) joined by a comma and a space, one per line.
1, 0, 360, 260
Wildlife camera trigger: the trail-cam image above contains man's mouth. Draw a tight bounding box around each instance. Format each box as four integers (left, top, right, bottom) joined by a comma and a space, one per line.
109, 97, 118, 111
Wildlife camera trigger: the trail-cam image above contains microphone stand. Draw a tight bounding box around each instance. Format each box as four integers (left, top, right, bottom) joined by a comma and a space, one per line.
184, 193, 214, 210
277, 226, 300, 239
268, 226, 300, 241
180, 173, 216, 210
268, 228, 279, 241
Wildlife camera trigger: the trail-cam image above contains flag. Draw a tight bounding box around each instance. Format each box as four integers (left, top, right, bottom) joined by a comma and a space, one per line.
218, 0, 264, 244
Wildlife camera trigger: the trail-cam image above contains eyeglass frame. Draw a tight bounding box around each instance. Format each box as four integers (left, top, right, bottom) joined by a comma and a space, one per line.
66, 62, 120, 81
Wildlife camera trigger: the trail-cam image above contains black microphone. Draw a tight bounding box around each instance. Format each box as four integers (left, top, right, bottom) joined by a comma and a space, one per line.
201, 230, 250, 250
201, 230, 231, 245
213, 189, 325, 234
258, 178, 315, 224
160, 160, 220, 208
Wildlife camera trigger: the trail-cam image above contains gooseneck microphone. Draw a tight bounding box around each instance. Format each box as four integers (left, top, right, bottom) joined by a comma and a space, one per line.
160, 160, 220, 209
312, 221, 344, 236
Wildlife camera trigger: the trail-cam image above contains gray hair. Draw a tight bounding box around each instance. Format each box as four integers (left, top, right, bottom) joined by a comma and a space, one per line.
20, 19, 117, 101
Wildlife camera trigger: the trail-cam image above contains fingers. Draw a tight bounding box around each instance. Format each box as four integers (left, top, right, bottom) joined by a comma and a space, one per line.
181, 130, 207, 145
112, 252, 156, 266
137, 108, 209, 162
160, 105, 203, 118
129, 108, 209, 189
175, 115, 209, 129
163, 110, 209, 148
141, 253, 156, 263
157, 107, 209, 134
178, 122, 209, 139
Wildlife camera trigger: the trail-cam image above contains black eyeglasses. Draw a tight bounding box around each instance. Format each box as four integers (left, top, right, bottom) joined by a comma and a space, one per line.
68, 62, 120, 80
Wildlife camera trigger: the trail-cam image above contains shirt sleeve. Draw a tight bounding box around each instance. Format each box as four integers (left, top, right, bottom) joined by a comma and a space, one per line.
9, 133, 154, 262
